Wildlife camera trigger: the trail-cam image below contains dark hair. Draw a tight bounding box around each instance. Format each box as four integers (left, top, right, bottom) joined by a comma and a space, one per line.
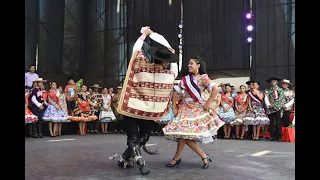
239, 85, 246, 89
225, 84, 231, 88
190, 56, 206, 75
29, 65, 35, 68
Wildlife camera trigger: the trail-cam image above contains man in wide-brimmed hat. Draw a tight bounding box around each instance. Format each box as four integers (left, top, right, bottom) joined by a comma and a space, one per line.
29, 78, 48, 138
264, 77, 286, 141
116, 27, 179, 175
88, 84, 103, 134
281, 79, 295, 127
112, 86, 124, 134
218, 82, 230, 94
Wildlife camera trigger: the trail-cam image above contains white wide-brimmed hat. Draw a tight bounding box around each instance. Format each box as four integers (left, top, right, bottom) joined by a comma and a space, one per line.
90, 84, 102, 88
281, 79, 292, 85
116, 86, 123, 89
174, 80, 180, 84
33, 78, 47, 82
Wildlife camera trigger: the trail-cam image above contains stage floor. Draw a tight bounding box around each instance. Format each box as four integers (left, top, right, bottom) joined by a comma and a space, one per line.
25, 134, 295, 180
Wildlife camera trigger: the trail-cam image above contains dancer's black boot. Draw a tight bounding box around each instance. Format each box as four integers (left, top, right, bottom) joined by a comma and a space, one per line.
128, 135, 150, 175
117, 148, 133, 168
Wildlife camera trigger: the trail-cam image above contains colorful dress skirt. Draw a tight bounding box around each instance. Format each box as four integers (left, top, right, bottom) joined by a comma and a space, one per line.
163, 99, 225, 144
230, 105, 247, 126
155, 105, 174, 125
71, 94, 97, 122
25, 108, 38, 124
99, 109, 116, 123
243, 101, 270, 126
219, 101, 235, 124
43, 100, 70, 123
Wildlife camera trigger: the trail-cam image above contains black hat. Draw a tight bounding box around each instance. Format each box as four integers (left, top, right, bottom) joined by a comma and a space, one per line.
147, 47, 179, 63
246, 80, 256, 85
266, 77, 281, 83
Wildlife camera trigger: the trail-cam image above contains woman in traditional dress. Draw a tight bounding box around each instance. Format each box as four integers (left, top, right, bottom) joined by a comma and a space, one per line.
72, 85, 97, 135
100, 87, 116, 134
163, 57, 225, 169
219, 84, 235, 139
56, 86, 70, 136
43, 82, 69, 137
231, 85, 248, 139
25, 86, 38, 125
243, 82, 270, 140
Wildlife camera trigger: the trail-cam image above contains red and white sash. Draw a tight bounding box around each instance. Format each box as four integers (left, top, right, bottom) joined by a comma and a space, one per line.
235, 95, 248, 107
248, 91, 261, 104
182, 74, 205, 105
221, 93, 233, 107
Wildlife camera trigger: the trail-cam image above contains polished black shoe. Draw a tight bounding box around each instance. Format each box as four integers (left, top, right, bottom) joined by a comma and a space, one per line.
94, 130, 99, 134
166, 158, 181, 168
32, 134, 39, 138
269, 138, 275, 141
202, 154, 212, 169
38, 134, 44, 138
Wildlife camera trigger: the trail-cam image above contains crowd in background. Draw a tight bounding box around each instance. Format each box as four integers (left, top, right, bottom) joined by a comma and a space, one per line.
25, 65, 295, 142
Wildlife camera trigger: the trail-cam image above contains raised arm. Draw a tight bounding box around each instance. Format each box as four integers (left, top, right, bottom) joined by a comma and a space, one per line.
132, 28, 153, 52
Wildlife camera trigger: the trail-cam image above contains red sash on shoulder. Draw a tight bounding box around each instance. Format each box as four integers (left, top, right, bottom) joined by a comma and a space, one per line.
221, 93, 233, 107
235, 95, 248, 108
48, 90, 59, 105
248, 91, 262, 104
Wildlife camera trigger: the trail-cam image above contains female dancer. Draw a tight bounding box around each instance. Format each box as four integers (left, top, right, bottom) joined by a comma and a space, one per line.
100, 87, 116, 134
244, 82, 269, 140
72, 85, 97, 135
25, 86, 38, 125
219, 84, 235, 139
163, 57, 225, 169
56, 86, 70, 136
43, 82, 69, 136
231, 85, 249, 139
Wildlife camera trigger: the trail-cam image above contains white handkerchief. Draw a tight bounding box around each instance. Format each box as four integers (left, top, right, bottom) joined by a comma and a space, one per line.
140, 26, 150, 34
149, 32, 171, 48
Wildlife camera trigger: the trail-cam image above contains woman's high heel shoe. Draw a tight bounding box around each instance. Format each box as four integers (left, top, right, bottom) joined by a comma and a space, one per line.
166, 158, 181, 168
202, 154, 212, 169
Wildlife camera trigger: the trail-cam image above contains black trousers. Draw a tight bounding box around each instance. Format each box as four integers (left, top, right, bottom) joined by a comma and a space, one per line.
282, 111, 291, 127
123, 116, 154, 140
32, 110, 45, 135
88, 112, 100, 131
247, 125, 253, 138
268, 111, 282, 139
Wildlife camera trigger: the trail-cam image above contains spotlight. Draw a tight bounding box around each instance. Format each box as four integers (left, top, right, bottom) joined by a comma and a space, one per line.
246, 13, 252, 19
178, 34, 183, 38
178, 24, 183, 29
178, 44, 183, 49
247, 25, 253, 31
247, 37, 253, 43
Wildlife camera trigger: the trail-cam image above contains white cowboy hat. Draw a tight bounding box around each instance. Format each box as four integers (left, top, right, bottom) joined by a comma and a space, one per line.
281, 79, 292, 85
90, 84, 102, 88
116, 86, 123, 89
33, 78, 47, 82
218, 82, 230, 87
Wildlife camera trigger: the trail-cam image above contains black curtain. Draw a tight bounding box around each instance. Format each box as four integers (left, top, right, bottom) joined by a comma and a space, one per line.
62, 0, 86, 79
183, 0, 250, 73
25, 0, 39, 70
127, 0, 181, 56
38, 0, 65, 74
251, 0, 295, 89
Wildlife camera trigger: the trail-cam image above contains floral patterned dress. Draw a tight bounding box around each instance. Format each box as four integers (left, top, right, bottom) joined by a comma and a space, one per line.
219, 94, 235, 124
230, 94, 248, 126
71, 93, 97, 122
163, 74, 225, 144
99, 94, 116, 123
43, 90, 70, 123
243, 90, 270, 126
25, 92, 38, 124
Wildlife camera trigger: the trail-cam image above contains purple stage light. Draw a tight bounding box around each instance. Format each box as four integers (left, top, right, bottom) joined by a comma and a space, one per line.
246, 13, 252, 19
247, 37, 253, 43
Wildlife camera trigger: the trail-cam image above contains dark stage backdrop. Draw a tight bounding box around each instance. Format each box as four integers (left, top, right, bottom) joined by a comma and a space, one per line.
251, 0, 295, 89
183, 0, 250, 73
127, 0, 182, 57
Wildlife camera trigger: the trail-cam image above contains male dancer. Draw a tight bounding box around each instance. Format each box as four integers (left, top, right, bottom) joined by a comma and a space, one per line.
30, 78, 48, 138
281, 79, 295, 127
264, 77, 286, 141
117, 27, 178, 175
89, 84, 103, 134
